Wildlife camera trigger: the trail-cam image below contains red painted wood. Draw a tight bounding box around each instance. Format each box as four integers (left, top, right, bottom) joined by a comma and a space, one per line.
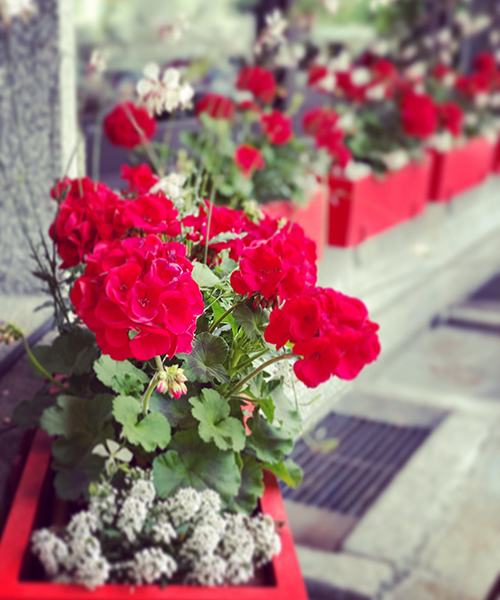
328, 157, 432, 247
0, 430, 308, 600
492, 138, 500, 175
262, 185, 328, 261
428, 137, 495, 202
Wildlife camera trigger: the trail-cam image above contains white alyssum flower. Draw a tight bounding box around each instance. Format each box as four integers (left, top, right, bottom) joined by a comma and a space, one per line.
343, 161, 372, 181
116, 496, 148, 543
401, 45, 418, 61
490, 94, 500, 109
274, 42, 305, 69
162, 487, 202, 527
427, 131, 454, 152
475, 93, 489, 109
323, 0, 340, 15
151, 516, 178, 545
437, 29, 452, 44
465, 112, 479, 127
248, 515, 282, 567
329, 50, 351, 73
351, 67, 371, 87
199, 489, 222, 514
180, 524, 222, 561
150, 172, 187, 203
72, 554, 110, 590
66, 511, 99, 540
184, 554, 227, 586
219, 514, 255, 563
366, 84, 386, 101
405, 62, 426, 80
89, 481, 118, 526
338, 111, 356, 132
137, 63, 194, 116
372, 39, 391, 56
383, 150, 409, 171
472, 14, 491, 34
129, 548, 177, 584
31, 529, 68, 577
489, 30, 500, 45
0, 0, 36, 22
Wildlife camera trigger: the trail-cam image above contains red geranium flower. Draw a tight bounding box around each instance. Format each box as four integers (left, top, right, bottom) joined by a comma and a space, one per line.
455, 72, 490, 98
234, 144, 265, 177
70, 235, 204, 361
307, 65, 332, 90
265, 286, 380, 388
400, 91, 437, 139
230, 222, 317, 304
302, 107, 339, 135
122, 194, 181, 237
236, 66, 277, 105
237, 99, 262, 113
196, 93, 236, 120
121, 164, 158, 195
474, 52, 497, 76
438, 102, 463, 137
261, 110, 293, 145
103, 102, 157, 149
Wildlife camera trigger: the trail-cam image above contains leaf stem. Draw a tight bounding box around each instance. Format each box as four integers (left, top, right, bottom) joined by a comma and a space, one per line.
21, 336, 68, 391
142, 372, 159, 416
208, 299, 246, 334
224, 353, 295, 399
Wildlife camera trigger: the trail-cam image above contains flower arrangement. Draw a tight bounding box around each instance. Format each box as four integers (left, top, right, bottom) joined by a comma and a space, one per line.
8, 153, 380, 587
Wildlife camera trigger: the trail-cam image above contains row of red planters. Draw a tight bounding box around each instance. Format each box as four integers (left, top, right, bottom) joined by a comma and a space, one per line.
264, 136, 500, 255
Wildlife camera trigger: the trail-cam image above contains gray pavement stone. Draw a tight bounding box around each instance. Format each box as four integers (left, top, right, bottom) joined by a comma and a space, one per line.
343, 412, 493, 568
296, 545, 393, 600
285, 500, 358, 551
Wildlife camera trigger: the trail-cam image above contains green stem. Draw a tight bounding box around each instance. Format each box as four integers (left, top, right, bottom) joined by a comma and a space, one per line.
142, 373, 159, 416
209, 299, 246, 334
204, 183, 216, 265
224, 353, 294, 399
154, 355, 164, 371
21, 336, 68, 391
233, 348, 270, 373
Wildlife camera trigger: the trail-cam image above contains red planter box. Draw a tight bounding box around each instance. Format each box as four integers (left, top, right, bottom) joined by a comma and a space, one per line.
328, 157, 431, 247
493, 137, 500, 175
428, 137, 495, 202
262, 186, 328, 261
0, 430, 308, 600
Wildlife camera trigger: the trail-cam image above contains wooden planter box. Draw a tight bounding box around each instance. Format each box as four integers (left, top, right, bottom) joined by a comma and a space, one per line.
0, 430, 307, 600
428, 137, 495, 203
327, 157, 432, 247
261, 186, 328, 261
493, 137, 500, 175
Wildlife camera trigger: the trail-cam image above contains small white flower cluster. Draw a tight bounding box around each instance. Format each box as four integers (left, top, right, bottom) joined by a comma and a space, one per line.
31, 469, 281, 589
150, 173, 188, 209
136, 63, 194, 117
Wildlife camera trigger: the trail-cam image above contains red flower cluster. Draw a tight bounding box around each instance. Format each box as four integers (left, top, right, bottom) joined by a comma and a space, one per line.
261, 110, 293, 145
49, 168, 181, 268
237, 99, 261, 114
474, 52, 497, 76
103, 102, 157, 149
234, 144, 265, 177
400, 91, 437, 139
455, 71, 490, 99
303, 107, 351, 167
121, 164, 158, 195
196, 93, 236, 120
307, 65, 332, 92
49, 178, 127, 268
236, 66, 277, 105
230, 223, 317, 304
265, 287, 380, 387
183, 201, 250, 262
438, 102, 463, 137
70, 235, 204, 361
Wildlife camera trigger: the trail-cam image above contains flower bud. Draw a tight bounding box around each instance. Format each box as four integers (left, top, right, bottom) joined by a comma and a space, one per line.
0, 322, 24, 346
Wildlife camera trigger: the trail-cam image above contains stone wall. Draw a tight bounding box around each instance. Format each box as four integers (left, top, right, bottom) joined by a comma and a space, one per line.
0, 0, 64, 294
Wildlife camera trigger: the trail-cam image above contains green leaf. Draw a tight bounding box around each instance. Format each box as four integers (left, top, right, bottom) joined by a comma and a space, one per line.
149, 391, 197, 429
12, 393, 57, 431
40, 394, 113, 439
190, 389, 246, 452
31, 328, 97, 376
273, 385, 303, 439
191, 262, 220, 289
153, 430, 241, 505
113, 396, 171, 452
246, 411, 293, 464
230, 454, 264, 513
263, 458, 303, 488
233, 303, 269, 340
180, 332, 229, 384
53, 454, 105, 501
94, 355, 149, 397
208, 231, 242, 245
212, 301, 237, 335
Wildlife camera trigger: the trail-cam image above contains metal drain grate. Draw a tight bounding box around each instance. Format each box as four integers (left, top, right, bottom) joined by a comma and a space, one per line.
282, 413, 432, 517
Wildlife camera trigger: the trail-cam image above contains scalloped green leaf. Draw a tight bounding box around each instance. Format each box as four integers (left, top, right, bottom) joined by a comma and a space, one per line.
230, 454, 264, 513
113, 396, 171, 452
94, 355, 149, 397
153, 430, 241, 505
180, 332, 229, 383
245, 411, 294, 464
233, 302, 269, 341
190, 389, 246, 452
